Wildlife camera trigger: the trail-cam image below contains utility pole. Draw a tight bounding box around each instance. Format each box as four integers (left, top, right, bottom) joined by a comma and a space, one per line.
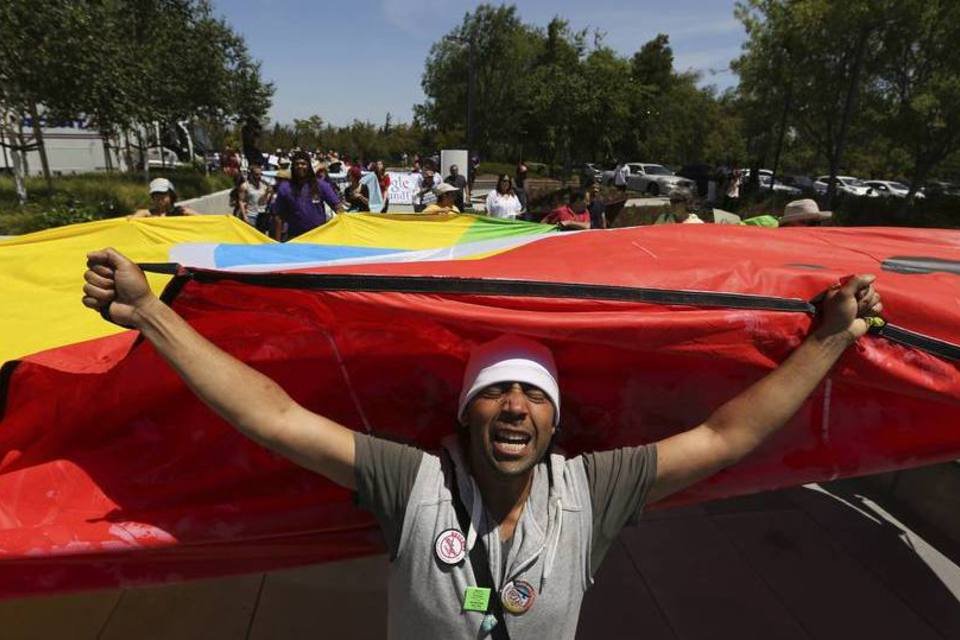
466, 35, 476, 170
446, 33, 477, 174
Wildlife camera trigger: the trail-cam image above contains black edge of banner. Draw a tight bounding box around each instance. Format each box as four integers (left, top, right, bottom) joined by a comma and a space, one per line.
0, 360, 20, 422
138, 262, 181, 275
158, 271, 192, 306
878, 324, 960, 362
140, 264, 815, 313
137, 263, 960, 363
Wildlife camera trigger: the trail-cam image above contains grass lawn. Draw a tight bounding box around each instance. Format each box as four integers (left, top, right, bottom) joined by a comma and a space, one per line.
0, 169, 232, 235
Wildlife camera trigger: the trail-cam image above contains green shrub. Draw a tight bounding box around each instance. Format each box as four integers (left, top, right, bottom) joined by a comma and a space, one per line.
0, 197, 108, 235
0, 169, 232, 234
832, 194, 960, 228
723, 191, 960, 229
477, 161, 551, 178
477, 161, 516, 177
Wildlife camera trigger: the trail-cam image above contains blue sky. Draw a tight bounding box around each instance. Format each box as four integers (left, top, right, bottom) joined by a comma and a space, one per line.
212, 1, 745, 126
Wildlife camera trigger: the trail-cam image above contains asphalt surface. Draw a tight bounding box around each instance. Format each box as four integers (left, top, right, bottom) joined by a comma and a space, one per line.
3, 482, 958, 640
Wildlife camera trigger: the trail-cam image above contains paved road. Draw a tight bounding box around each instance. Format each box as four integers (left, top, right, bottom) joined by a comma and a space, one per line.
4, 482, 958, 639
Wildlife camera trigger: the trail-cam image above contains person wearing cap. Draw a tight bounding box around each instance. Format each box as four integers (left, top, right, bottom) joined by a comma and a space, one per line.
81, 249, 882, 638
779, 198, 833, 227
129, 178, 197, 218
422, 182, 461, 214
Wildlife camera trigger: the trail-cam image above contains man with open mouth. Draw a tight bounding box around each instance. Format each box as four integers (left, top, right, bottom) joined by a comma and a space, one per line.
82, 249, 882, 639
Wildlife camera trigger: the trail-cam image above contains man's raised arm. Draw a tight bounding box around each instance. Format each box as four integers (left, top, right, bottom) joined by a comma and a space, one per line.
82, 248, 357, 489
648, 274, 883, 504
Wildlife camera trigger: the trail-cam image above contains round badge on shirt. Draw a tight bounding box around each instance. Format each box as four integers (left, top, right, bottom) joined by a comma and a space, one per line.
500, 580, 537, 614
434, 528, 466, 565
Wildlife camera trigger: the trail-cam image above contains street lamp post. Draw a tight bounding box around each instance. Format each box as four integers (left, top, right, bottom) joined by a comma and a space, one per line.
466, 37, 476, 172
447, 34, 477, 181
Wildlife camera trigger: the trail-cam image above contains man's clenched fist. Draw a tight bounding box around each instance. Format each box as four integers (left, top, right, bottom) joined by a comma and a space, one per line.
82, 248, 156, 328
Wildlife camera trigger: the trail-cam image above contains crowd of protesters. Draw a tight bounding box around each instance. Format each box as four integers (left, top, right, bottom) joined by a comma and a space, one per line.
221, 148, 479, 239
148, 146, 828, 243
171, 147, 610, 239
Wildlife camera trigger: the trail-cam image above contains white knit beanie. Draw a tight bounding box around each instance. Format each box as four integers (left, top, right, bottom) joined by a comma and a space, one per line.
457, 335, 560, 426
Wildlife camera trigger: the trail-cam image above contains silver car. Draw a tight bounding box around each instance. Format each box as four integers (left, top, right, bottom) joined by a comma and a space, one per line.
625, 163, 696, 196
813, 175, 878, 198
864, 180, 925, 200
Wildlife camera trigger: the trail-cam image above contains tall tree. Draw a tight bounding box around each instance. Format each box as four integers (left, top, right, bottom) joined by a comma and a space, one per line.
524, 18, 589, 171
293, 115, 325, 149
736, 0, 890, 203
414, 4, 745, 173
417, 5, 540, 159
577, 46, 634, 162
875, 0, 960, 201
0, 0, 272, 190
0, 0, 85, 189
631, 34, 675, 94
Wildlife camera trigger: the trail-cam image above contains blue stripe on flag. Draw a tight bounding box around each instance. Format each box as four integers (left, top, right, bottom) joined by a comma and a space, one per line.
212, 243, 405, 268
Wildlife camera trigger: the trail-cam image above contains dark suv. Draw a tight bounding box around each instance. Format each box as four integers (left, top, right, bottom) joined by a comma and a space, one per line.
678, 164, 714, 197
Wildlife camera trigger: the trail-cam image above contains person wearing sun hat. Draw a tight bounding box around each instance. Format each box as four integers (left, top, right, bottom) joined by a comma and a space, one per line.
780, 198, 833, 226
422, 181, 461, 214
129, 177, 197, 218
81, 241, 884, 637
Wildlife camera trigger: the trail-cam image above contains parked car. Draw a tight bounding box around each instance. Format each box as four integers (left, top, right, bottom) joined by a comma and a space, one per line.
864, 180, 925, 200
678, 164, 714, 197
813, 175, 878, 198
527, 161, 549, 176
781, 175, 815, 191
759, 175, 802, 196
738, 168, 801, 196
740, 168, 774, 179
579, 162, 603, 184
616, 163, 695, 196
924, 180, 960, 197
145, 146, 187, 169
600, 163, 621, 186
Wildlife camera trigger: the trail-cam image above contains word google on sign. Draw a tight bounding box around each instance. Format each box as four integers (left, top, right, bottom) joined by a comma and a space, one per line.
386, 171, 425, 206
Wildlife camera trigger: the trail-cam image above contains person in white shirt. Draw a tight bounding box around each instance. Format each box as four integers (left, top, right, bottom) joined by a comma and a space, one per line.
726, 168, 742, 200
485, 174, 524, 219
613, 161, 631, 191
239, 163, 271, 227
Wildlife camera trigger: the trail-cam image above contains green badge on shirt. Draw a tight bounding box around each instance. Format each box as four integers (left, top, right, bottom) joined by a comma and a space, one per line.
463, 586, 491, 612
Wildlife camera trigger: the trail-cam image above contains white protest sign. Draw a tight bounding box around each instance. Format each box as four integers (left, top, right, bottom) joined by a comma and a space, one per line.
386, 171, 422, 205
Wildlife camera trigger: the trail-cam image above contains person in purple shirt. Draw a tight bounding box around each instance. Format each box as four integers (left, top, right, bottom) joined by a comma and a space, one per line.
272, 151, 343, 240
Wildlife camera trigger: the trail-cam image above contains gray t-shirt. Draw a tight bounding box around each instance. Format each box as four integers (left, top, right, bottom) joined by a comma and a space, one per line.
354, 433, 657, 572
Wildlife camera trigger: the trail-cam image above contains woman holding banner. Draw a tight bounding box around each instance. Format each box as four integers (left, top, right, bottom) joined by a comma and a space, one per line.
375, 160, 391, 213
485, 174, 524, 220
